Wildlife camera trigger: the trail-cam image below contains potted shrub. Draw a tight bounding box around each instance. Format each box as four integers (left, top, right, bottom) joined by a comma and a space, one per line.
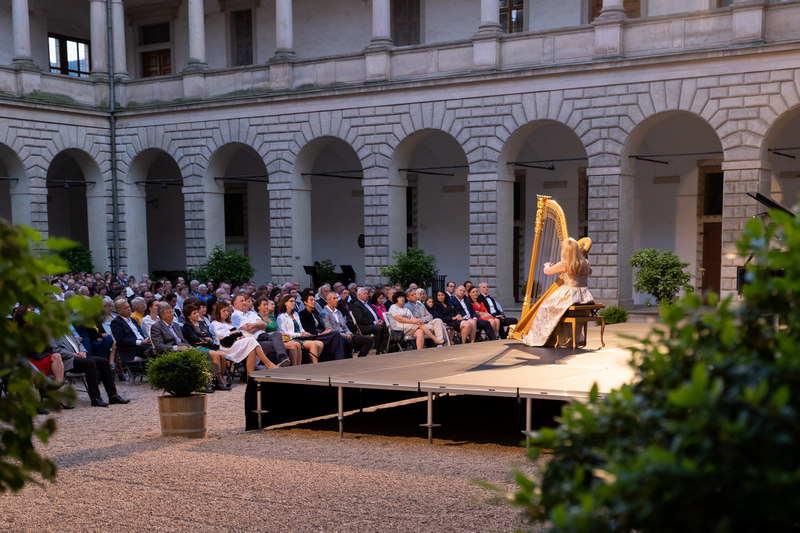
630, 248, 692, 305
146, 349, 213, 438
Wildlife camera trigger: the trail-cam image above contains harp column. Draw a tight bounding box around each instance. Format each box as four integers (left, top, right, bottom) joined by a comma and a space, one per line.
468, 170, 515, 308
587, 165, 632, 307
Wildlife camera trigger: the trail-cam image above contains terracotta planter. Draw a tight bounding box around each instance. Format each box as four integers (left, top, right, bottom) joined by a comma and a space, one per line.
157, 394, 208, 438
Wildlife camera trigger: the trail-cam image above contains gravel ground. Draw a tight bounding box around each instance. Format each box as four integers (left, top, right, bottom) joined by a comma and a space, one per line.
0, 379, 541, 532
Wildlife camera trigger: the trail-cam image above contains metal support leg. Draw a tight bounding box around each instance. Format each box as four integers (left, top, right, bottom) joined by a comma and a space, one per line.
420, 392, 441, 444
257, 382, 263, 430
524, 397, 532, 450
338, 386, 344, 439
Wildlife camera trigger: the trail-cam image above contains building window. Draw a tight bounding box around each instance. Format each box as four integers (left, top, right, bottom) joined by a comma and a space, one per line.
230, 9, 254, 66
48, 34, 91, 77
138, 22, 172, 77
500, 0, 524, 33
393, 0, 420, 46
590, 0, 640, 21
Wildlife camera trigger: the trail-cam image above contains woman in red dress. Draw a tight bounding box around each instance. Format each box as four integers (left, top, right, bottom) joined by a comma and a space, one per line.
468, 286, 500, 339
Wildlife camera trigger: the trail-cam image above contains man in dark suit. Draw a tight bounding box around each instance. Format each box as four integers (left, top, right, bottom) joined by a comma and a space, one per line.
477, 282, 518, 339
451, 285, 496, 341
51, 331, 129, 407
350, 287, 388, 353
110, 299, 153, 362
299, 292, 345, 360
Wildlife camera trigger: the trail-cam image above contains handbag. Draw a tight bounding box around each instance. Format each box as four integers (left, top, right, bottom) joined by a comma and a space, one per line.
219, 331, 243, 348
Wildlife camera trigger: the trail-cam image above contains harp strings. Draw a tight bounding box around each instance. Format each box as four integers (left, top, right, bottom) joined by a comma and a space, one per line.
532, 217, 562, 300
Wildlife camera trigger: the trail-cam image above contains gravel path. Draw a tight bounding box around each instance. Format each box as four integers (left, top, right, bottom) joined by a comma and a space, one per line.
1, 380, 539, 532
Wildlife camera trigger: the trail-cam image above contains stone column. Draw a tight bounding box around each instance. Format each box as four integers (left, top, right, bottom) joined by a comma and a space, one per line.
467, 170, 515, 306
478, 0, 502, 33
273, 0, 296, 59
473, 0, 501, 70
186, 0, 208, 70
365, 0, 392, 79
12, 0, 35, 69
369, 0, 392, 48
123, 185, 149, 280
587, 165, 628, 307
720, 159, 769, 297
598, 0, 626, 20
593, 0, 626, 57
90, 0, 109, 76
111, 0, 128, 77
362, 160, 405, 285
267, 170, 310, 284
731, 0, 766, 44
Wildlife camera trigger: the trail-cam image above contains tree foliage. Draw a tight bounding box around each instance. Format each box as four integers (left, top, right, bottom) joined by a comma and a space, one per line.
513, 211, 800, 531
0, 220, 102, 493
192, 245, 254, 287
380, 247, 439, 290
57, 244, 94, 273
630, 248, 692, 304
146, 348, 213, 397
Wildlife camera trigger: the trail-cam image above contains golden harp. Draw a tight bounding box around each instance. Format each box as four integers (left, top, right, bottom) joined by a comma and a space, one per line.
508, 195, 591, 340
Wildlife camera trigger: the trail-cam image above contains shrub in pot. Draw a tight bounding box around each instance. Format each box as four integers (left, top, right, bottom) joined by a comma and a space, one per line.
146, 349, 213, 438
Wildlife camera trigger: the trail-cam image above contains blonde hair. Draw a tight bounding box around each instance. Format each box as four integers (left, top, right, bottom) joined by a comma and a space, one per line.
560, 237, 586, 276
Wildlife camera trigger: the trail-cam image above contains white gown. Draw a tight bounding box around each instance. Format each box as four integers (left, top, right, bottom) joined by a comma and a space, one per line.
211, 320, 260, 363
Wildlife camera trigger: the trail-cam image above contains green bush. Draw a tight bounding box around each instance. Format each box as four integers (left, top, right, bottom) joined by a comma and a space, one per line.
381, 247, 439, 290
512, 211, 800, 531
0, 221, 102, 493
146, 348, 212, 397
630, 248, 692, 305
315, 259, 338, 288
192, 245, 254, 287
598, 305, 627, 324
57, 244, 93, 273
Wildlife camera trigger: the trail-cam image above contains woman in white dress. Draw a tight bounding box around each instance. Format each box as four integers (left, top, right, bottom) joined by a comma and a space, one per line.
275, 295, 323, 364
523, 237, 594, 347
387, 292, 445, 350
211, 302, 281, 375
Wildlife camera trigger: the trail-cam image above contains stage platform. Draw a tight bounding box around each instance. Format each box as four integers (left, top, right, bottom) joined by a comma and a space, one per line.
249, 323, 655, 442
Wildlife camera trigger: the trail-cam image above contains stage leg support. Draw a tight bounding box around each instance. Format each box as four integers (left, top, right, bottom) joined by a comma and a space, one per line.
338, 386, 344, 439
524, 397, 532, 450
420, 392, 441, 444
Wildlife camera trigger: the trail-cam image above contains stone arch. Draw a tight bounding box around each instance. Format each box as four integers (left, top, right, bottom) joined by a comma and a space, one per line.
205, 142, 272, 283
125, 148, 186, 276
0, 143, 27, 225
500, 119, 590, 300
621, 110, 724, 303
289, 135, 365, 285
762, 104, 800, 211
391, 128, 470, 284
46, 148, 109, 271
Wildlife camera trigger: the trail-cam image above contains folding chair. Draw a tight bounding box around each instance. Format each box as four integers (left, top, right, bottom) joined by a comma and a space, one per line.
384, 314, 417, 352
349, 311, 389, 354
64, 370, 89, 393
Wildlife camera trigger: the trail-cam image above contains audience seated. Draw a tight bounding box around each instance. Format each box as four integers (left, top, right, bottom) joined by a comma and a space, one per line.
231, 293, 289, 366
181, 302, 230, 390
387, 291, 445, 350
433, 289, 476, 344
404, 288, 449, 346
477, 282, 518, 339
211, 301, 286, 377
275, 294, 324, 363
451, 285, 497, 341
351, 287, 388, 354
468, 286, 501, 339
110, 299, 154, 362
321, 292, 374, 358
298, 292, 346, 361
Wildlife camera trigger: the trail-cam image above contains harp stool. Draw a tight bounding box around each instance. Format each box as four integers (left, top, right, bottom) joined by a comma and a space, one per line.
558, 303, 606, 349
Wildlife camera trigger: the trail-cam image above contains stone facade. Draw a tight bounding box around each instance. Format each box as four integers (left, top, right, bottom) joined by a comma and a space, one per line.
1, 1, 800, 308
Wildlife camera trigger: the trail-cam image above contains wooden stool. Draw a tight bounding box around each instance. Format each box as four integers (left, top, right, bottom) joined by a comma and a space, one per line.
558, 303, 605, 349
